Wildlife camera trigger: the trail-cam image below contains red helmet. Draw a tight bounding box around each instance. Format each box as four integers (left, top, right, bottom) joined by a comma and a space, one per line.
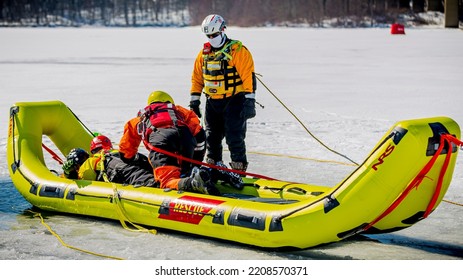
90, 135, 113, 154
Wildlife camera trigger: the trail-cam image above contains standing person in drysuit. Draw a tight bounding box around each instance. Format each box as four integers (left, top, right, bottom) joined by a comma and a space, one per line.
118, 90, 219, 195
62, 135, 156, 187
189, 14, 257, 173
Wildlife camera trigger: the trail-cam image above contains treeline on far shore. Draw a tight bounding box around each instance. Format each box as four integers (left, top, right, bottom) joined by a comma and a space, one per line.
0, 0, 460, 27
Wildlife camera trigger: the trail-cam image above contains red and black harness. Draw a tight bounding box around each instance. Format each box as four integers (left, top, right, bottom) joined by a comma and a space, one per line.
137, 103, 187, 141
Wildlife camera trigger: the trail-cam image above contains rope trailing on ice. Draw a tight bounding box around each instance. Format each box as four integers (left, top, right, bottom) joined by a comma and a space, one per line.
255, 73, 359, 166
27, 210, 123, 260
442, 199, 463, 207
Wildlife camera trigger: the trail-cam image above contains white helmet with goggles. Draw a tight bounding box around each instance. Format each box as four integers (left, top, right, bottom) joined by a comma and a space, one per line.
201, 14, 226, 35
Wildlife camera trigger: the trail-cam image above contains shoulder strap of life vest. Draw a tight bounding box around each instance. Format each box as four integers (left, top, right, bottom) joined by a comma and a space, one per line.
204, 39, 242, 61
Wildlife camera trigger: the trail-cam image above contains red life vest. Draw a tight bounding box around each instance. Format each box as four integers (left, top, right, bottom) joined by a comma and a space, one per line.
137, 103, 186, 140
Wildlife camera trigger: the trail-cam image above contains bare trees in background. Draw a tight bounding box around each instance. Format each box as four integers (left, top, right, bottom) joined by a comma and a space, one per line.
0, 0, 456, 27
0, 0, 190, 26
192, 0, 436, 26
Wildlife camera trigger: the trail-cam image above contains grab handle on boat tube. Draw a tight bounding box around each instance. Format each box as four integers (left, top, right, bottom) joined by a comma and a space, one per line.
286, 187, 307, 195
236, 213, 259, 224
228, 209, 266, 230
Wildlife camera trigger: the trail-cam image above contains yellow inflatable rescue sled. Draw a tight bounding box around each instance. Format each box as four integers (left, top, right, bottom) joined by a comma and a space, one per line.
7, 101, 462, 249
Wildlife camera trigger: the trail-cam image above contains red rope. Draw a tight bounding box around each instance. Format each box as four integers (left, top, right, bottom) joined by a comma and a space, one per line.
41, 138, 277, 180
364, 133, 462, 232
42, 143, 64, 164
143, 141, 277, 181
425, 134, 463, 217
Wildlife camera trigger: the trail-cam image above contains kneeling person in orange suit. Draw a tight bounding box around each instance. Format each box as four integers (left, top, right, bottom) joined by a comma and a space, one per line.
118, 91, 219, 195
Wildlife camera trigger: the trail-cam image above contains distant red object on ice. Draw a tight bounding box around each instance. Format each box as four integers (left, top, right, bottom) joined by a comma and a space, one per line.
391, 23, 405, 35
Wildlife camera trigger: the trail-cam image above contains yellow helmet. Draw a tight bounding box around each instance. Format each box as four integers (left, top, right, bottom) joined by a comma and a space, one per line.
147, 90, 174, 105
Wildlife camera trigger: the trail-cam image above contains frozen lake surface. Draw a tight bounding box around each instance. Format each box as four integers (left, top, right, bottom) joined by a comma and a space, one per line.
0, 27, 462, 277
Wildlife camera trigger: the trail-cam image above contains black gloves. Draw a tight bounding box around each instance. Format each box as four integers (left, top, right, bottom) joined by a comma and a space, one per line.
209, 161, 244, 190
189, 99, 201, 118
241, 96, 256, 120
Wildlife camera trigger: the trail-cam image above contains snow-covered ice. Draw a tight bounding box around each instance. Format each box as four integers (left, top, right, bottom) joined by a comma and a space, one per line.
0, 26, 462, 276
